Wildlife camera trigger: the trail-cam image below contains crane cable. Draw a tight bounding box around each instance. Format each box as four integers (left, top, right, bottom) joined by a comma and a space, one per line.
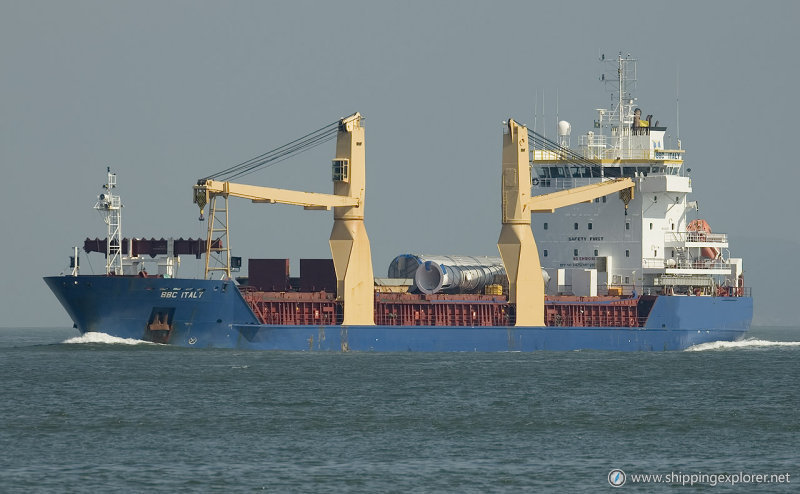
527, 129, 598, 168
202, 120, 341, 182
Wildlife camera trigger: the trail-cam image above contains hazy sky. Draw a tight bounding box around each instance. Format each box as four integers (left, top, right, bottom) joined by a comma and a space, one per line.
2, 0, 798, 326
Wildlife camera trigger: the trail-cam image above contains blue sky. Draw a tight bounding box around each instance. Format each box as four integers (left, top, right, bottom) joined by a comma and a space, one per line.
2, 0, 798, 326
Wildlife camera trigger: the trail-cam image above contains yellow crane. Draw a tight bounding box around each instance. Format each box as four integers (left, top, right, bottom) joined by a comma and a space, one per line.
498, 118, 635, 326
193, 112, 375, 326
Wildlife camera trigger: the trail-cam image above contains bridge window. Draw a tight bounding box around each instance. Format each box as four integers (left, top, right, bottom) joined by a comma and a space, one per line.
625, 250, 630, 257
574, 222, 579, 230
594, 249, 598, 256
588, 222, 593, 230
574, 249, 579, 256
543, 249, 548, 257
602, 196, 607, 203
332, 159, 349, 182
625, 222, 630, 230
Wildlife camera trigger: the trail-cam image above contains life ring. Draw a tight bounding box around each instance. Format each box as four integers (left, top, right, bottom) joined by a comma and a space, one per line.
532, 178, 540, 186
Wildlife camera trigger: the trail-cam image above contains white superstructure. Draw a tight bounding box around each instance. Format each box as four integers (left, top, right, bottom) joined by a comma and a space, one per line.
531, 54, 743, 297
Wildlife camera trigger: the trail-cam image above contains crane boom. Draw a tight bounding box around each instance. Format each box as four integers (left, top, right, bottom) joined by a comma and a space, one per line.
528, 178, 634, 213
498, 118, 635, 327
195, 179, 360, 209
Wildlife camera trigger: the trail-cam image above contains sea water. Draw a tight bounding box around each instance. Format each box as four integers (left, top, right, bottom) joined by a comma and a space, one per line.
1, 326, 797, 493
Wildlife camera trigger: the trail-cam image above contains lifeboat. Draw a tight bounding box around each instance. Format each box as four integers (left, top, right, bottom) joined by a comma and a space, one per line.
687, 219, 720, 259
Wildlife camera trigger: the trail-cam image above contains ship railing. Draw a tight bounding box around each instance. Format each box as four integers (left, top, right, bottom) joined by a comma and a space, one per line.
533, 140, 670, 162
592, 148, 667, 160
551, 283, 750, 299
642, 258, 735, 271
530, 137, 685, 162
532, 177, 597, 189
644, 284, 750, 297
665, 231, 728, 244
576, 134, 609, 159
530, 149, 586, 161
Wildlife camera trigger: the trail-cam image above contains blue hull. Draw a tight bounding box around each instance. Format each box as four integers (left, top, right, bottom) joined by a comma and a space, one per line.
45, 276, 752, 351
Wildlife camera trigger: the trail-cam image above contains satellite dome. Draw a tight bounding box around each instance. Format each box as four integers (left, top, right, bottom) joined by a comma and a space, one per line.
558, 120, 571, 136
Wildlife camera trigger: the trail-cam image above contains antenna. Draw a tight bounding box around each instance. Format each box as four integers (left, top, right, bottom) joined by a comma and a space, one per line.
542, 90, 546, 140
618, 53, 624, 126
556, 87, 559, 136
676, 63, 681, 145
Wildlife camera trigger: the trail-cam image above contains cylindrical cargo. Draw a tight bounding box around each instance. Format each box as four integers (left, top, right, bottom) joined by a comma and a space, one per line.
388, 254, 505, 294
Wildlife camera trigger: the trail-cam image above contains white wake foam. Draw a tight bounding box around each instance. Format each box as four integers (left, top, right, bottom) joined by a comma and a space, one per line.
686, 338, 800, 352
62, 332, 155, 346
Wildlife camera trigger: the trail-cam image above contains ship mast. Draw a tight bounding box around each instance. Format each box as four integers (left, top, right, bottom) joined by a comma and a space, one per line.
94, 167, 123, 275
596, 53, 638, 154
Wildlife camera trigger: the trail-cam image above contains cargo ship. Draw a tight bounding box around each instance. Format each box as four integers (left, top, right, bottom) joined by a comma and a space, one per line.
45, 54, 752, 351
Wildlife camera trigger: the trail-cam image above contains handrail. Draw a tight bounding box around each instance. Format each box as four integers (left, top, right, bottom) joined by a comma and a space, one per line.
643, 258, 734, 270
665, 231, 728, 244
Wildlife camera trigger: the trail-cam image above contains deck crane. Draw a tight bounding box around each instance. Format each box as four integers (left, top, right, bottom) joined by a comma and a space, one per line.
193, 112, 375, 326
498, 118, 635, 326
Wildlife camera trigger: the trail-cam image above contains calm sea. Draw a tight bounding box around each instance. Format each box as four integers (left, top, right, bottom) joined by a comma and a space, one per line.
1, 326, 798, 493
